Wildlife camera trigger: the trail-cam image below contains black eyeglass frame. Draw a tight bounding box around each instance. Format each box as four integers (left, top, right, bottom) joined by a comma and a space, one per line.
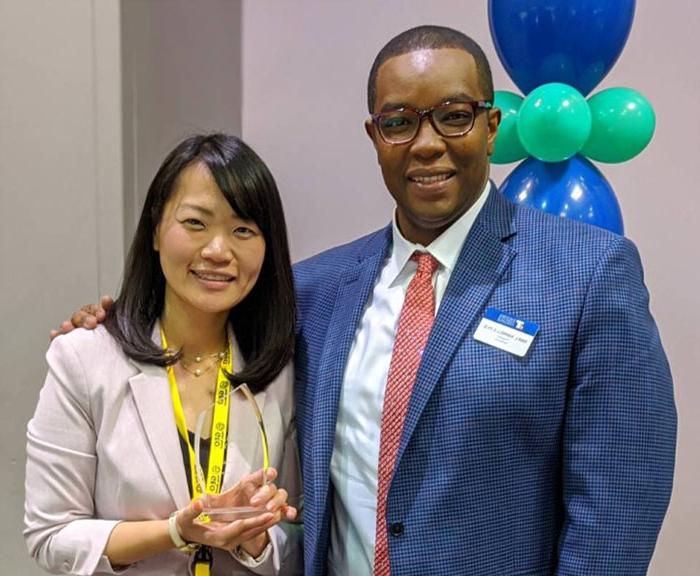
370, 100, 493, 145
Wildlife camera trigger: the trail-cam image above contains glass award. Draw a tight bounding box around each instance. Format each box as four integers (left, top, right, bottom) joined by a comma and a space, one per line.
193, 382, 271, 522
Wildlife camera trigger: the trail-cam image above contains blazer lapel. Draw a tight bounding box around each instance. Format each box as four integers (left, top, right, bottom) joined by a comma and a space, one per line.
311, 227, 392, 511
128, 362, 191, 508
396, 189, 519, 464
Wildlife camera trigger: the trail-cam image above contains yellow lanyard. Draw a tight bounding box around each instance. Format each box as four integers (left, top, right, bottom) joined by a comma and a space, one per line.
161, 330, 232, 575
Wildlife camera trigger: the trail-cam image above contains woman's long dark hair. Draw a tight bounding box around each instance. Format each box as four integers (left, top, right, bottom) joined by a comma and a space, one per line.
104, 134, 295, 392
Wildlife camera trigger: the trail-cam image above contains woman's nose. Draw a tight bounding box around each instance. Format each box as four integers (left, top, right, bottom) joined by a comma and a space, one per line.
201, 235, 233, 262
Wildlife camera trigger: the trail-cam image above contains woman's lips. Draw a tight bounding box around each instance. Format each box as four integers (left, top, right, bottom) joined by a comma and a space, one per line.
190, 270, 234, 289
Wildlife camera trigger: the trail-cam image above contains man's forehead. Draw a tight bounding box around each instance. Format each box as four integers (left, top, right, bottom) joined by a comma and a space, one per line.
403, 49, 435, 73
374, 48, 481, 106
379, 47, 475, 70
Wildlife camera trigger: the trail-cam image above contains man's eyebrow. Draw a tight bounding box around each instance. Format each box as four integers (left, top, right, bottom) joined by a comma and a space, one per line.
377, 93, 480, 113
445, 92, 479, 103
378, 101, 409, 113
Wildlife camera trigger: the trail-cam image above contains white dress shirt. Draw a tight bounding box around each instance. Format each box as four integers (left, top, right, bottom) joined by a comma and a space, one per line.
328, 182, 491, 575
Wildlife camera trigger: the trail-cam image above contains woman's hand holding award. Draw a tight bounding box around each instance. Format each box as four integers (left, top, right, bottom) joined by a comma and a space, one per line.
181, 382, 296, 554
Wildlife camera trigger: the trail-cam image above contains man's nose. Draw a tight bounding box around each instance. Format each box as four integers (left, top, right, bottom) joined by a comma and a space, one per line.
410, 117, 446, 158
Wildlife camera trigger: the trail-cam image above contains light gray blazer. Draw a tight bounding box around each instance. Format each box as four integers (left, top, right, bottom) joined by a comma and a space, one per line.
24, 325, 302, 576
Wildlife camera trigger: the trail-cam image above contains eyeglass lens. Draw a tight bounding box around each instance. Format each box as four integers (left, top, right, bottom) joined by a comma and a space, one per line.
377, 102, 477, 143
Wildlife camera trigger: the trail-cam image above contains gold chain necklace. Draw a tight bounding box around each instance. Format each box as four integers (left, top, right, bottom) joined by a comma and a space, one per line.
179, 349, 226, 378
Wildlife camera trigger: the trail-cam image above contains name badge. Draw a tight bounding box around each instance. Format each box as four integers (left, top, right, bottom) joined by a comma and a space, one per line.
473, 308, 539, 357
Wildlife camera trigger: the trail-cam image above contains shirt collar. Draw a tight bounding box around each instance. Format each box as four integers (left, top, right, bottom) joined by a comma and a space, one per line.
389, 180, 492, 284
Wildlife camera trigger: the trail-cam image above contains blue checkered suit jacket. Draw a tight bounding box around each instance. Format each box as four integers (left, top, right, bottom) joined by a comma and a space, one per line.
293, 188, 676, 576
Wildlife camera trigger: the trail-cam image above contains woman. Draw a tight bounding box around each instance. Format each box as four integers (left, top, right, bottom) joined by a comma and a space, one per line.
24, 134, 302, 575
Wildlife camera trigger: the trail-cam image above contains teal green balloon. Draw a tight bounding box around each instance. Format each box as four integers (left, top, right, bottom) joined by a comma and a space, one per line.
491, 91, 528, 164
582, 87, 656, 163
517, 83, 592, 163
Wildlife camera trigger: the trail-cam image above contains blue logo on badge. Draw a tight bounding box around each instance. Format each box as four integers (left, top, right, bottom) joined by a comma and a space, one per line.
484, 308, 539, 337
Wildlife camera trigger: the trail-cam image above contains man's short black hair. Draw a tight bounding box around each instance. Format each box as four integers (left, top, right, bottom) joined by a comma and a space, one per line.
367, 25, 494, 113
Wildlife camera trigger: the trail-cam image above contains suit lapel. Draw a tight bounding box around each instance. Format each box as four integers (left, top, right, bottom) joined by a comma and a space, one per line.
396, 189, 518, 465
311, 227, 392, 511
128, 362, 191, 508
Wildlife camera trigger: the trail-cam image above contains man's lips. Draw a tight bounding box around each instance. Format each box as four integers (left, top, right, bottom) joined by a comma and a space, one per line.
407, 170, 456, 184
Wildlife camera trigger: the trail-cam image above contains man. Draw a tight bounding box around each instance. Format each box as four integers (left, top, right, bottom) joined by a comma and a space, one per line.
64, 25, 676, 576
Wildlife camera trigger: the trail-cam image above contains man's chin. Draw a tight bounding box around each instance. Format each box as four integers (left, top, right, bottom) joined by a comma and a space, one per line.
399, 210, 463, 245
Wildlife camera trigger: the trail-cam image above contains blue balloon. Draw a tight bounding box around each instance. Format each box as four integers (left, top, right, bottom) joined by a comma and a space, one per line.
499, 155, 624, 234
488, 0, 636, 96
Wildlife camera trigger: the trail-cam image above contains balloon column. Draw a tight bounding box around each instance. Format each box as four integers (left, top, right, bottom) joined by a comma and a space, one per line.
488, 0, 654, 235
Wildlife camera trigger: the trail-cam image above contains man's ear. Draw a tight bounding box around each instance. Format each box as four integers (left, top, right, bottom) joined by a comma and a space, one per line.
486, 107, 502, 157
364, 118, 377, 141
365, 118, 381, 163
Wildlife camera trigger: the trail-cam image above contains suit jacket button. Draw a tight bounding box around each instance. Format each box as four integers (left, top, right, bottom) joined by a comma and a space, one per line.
389, 522, 404, 536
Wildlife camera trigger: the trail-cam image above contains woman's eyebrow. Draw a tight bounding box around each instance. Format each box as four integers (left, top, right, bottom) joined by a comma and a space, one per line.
177, 202, 216, 217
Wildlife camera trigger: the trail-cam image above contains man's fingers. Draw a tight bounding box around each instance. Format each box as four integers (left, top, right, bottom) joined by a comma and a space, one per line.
69, 305, 101, 329
100, 295, 114, 311
95, 295, 114, 320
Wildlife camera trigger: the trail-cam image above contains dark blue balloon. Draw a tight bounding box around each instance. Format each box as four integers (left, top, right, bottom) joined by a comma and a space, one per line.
499, 155, 624, 234
488, 0, 636, 96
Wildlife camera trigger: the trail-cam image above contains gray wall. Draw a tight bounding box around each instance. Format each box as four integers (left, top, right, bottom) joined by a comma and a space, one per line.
0, 0, 123, 573
121, 0, 243, 239
241, 1, 699, 574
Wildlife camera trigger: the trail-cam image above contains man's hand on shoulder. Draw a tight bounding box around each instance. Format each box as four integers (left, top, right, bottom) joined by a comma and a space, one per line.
49, 295, 114, 340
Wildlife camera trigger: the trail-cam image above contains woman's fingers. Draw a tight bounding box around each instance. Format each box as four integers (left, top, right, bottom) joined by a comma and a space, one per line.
283, 505, 298, 521
200, 512, 276, 551
176, 466, 294, 552
263, 487, 288, 512
209, 467, 279, 509
176, 499, 206, 541
250, 482, 278, 508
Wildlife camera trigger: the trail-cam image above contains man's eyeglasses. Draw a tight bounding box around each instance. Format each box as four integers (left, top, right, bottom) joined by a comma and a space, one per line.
371, 100, 492, 145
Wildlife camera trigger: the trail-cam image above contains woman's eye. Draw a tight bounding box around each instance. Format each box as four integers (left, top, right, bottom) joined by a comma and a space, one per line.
233, 226, 256, 237
182, 218, 204, 229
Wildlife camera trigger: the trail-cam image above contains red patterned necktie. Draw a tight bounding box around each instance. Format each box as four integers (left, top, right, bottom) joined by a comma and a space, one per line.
374, 251, 439, 576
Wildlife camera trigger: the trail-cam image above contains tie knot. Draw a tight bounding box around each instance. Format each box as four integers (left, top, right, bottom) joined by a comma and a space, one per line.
411, 251, 439, 276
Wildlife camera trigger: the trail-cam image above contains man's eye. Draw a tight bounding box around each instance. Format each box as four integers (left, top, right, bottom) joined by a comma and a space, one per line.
381, 115, 414, 130
440, 111, 474, 125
